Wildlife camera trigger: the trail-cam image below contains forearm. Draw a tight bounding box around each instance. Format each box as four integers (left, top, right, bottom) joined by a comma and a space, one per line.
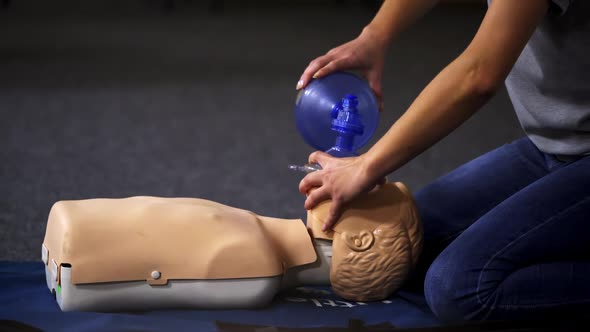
364, 54, 496, 178
363, 0, 549, 179
363, 0, 440, 47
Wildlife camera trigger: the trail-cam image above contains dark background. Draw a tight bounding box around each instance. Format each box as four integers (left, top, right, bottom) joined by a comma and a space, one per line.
0, 0, 522, 261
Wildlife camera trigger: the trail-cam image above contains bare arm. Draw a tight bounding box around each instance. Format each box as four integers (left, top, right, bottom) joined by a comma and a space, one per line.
297, 0, 439, 109
364, 0, 549, 178
362, 0, 439, 47
301, 0, 550, 230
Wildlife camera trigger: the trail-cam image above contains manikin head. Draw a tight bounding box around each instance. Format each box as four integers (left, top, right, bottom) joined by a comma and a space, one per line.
307, 182, 422, 302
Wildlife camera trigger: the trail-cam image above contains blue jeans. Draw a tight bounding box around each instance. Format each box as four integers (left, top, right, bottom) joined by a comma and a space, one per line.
410, 137, 590, 322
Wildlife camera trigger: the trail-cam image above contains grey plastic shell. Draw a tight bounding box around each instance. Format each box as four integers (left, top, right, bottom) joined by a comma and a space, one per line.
45, 264, 281, 312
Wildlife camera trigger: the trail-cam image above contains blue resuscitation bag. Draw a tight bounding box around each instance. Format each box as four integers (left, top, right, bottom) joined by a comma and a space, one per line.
294, 71, 379, 157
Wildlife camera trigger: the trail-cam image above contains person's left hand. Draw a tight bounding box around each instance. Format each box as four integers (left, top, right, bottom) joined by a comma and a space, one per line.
298, 151, 385, 231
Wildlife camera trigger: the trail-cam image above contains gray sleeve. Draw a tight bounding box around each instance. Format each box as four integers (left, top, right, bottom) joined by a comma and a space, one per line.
549, 0, 573, 16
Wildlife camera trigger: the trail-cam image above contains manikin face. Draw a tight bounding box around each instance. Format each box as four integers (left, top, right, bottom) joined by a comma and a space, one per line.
306, 182, 423, 302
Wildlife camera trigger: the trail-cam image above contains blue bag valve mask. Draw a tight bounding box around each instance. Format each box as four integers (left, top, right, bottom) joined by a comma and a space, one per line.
290, 72, 379, 172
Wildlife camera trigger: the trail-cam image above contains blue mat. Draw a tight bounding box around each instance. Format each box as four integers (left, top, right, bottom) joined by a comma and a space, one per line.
0, 262, 441, 332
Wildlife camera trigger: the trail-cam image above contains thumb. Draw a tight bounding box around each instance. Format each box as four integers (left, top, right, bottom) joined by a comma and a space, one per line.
308, 150, 333, 167
368, 177, 388, 194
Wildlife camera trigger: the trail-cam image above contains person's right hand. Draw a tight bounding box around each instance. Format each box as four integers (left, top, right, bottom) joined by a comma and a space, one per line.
296, 27, 388, 111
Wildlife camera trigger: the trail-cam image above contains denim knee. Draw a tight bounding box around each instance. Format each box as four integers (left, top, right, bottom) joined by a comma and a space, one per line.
423, 249, 494, 322
424, 256, 466, 322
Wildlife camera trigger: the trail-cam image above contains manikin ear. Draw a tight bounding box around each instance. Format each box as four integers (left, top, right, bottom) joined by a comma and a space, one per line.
341, 230, 374, 252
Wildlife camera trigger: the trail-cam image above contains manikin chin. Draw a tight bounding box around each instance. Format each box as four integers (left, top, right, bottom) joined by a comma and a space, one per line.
41, 182, 422, 312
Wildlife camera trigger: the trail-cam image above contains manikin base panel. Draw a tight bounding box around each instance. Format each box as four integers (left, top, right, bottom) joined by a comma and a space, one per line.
45, 264, 281, 312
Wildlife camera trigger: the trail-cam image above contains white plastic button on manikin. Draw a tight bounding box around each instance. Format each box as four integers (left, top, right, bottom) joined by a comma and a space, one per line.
151, 270, 161, 280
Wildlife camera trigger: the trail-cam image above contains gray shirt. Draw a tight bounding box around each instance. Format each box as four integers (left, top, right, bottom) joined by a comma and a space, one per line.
504, 0, 590, 156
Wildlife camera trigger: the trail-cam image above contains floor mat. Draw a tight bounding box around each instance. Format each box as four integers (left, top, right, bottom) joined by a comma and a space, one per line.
0, 262, 441, 332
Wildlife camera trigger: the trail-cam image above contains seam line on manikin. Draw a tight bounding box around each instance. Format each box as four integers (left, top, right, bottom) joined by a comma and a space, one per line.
475, 194, 590, 311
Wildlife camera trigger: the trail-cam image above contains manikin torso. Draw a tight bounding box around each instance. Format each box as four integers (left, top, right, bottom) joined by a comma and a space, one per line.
42, 182, 421, 311
43, 196, 333, 311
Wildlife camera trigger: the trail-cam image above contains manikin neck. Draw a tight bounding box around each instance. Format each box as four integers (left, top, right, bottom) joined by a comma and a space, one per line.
280, 238, 332, 289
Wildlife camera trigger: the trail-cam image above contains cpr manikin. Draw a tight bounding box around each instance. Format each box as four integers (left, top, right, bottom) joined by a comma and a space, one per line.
42, 182, 422, 312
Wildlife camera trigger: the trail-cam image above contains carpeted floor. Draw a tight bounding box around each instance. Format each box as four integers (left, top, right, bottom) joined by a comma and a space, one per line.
0, 1, 523, 261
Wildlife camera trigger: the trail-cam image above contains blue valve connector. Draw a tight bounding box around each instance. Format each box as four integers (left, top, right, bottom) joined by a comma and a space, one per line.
327, 94, 365, 157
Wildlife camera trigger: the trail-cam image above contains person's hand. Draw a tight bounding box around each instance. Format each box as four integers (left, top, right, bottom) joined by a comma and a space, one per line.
296, 27, 388, 112
298, 151, 386, 231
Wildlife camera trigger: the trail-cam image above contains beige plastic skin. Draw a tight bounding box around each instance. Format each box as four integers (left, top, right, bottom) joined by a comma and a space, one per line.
42, 196, 317, 286
307, 182, 423, 302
